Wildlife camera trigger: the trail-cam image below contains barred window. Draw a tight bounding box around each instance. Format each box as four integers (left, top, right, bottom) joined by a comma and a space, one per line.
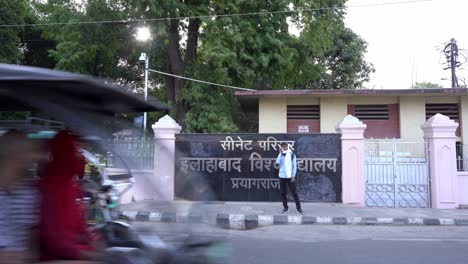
353, 105, 389, 120
425, 104, 459, 120
287, 105, 320, 120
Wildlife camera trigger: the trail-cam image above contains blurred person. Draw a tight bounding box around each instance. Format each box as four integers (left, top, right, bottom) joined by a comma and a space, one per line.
74, 136, 86, 181
38, 130, 103, 262
0, 130, 41, 264
275, 142, 303, 215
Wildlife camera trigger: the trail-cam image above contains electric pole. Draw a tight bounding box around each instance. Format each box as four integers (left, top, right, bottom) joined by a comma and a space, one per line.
441, 38, 467, 88
450, 38, 457, 88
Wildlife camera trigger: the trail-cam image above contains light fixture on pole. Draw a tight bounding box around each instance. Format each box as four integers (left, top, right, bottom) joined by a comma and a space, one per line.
136, 27, 151, 42
139, 52, 149, 133
136, 27, 152, 134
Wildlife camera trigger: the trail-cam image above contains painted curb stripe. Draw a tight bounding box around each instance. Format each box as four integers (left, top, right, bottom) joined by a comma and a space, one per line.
120, 211, 464, 229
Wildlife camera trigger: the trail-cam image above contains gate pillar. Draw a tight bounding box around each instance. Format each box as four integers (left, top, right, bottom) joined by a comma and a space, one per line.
422, 114, 459, 209
152, 115, 182, 200
336, 115, 367, 206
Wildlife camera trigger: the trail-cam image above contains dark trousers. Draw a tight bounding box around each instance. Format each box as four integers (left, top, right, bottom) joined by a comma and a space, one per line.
280, 178, 301, 210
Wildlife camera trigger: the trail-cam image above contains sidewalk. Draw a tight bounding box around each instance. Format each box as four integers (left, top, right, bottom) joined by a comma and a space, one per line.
119, 201, 468, 230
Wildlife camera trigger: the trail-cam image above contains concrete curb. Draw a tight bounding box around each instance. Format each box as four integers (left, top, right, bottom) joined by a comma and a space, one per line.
120, 211, 468, 230
120, 211, 203, 224
215, 214, 468, 230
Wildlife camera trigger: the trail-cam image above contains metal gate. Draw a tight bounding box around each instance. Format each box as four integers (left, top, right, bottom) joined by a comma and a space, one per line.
365, 139, 430, 208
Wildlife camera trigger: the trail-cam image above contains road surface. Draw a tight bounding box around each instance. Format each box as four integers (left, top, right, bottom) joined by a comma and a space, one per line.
135, 222, 468, 264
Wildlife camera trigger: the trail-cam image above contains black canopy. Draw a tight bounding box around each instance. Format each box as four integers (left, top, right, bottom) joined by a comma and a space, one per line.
0, 63, 167, 114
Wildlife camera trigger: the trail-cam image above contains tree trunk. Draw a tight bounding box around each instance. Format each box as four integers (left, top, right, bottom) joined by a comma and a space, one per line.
92, 50, 99, 76
165, 61, 175, 109
165, 18, 200, 127
185, 19, 200, 67
166, 19, 185, 123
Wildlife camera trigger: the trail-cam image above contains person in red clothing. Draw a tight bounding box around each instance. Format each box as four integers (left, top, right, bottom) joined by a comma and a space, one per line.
38, 130, 103, 262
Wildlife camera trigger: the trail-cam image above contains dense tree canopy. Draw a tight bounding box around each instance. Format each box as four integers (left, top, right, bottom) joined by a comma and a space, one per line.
0, 0, 28, 63
1, 0, 374, 132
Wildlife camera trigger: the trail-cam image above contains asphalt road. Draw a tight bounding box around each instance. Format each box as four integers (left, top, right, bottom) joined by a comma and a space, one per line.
136, 223, 468, 264
227, 236, 468, 264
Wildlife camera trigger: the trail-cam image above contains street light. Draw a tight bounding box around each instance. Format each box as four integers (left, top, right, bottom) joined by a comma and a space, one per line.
136, 27, 151, 42
136, 26, 151, 134
139, 52, 149, 133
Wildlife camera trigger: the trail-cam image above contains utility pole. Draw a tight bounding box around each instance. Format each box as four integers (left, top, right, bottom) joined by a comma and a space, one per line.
442, 38, 461, 88
450, 38, 457, 88
139, 53, 149, 135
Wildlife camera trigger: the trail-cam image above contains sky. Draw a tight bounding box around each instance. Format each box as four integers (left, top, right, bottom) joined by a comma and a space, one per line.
345, 0, 468, 89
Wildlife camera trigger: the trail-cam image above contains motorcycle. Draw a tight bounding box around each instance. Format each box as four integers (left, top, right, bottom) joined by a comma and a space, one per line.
81, 173, 230, 264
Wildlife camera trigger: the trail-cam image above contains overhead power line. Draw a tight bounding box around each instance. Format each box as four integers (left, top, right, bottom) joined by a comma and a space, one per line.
147, 69, 256, 91
0, 0, 431, 28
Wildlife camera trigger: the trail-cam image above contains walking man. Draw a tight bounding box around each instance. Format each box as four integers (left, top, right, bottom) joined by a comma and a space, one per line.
276, 142, 303, 214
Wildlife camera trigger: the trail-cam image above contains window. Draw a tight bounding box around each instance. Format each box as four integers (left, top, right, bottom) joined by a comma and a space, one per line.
287, 105, 320, 120
348, 104, 400, 139
287, 105, 320, 133
425, 104, 459, 120
426, 103, 461, 137
353, 105, 389, 120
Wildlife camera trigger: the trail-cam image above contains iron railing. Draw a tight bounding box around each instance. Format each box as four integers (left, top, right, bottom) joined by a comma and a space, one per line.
0, 117, 64, 131
106, 137, 154, 170
456, 143, 467, 171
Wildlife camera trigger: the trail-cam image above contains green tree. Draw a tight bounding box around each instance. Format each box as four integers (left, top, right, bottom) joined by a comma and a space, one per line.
0, 1, 55, 67
128, 0, 211, 126
314, 26, 374, 89
179, 0, 373, 131
287, 0, 347, 88
36, 0, 144, 86
182, 0, 299, 132
0, 0, 28, 63
0, 1, 50, 120
21, 3, 57, 68
412, 82, 443, 88
26, 0, 373, 133
198, 0, 297, 90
